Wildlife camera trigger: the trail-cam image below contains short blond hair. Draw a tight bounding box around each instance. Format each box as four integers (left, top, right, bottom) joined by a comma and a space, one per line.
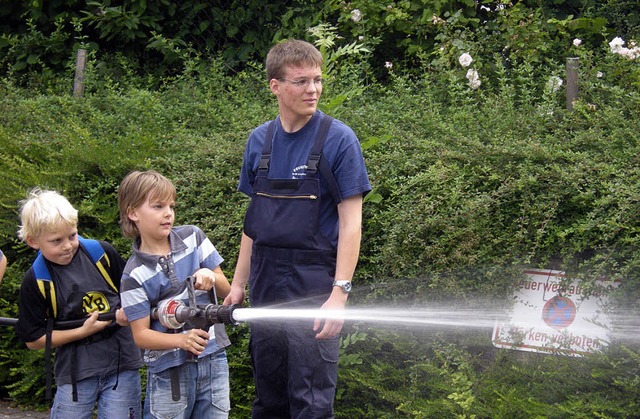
118, 170, 177, 239
18, 188, 78, 242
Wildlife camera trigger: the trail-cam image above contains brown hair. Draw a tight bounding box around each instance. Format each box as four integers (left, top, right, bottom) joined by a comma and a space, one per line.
266, 39, 323, 82
118, 170, 176, 239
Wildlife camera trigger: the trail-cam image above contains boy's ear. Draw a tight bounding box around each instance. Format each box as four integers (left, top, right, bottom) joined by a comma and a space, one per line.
269, 78, 280, 96
127, 208, 139, 222
25, 235, 40, 250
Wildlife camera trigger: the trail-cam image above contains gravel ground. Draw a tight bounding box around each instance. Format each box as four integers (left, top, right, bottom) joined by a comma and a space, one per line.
0, 399, 49, 418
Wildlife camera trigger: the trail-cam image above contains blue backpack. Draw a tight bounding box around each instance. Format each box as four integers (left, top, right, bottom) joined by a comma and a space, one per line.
33, 236, 118, 318
32, 236, 119, 400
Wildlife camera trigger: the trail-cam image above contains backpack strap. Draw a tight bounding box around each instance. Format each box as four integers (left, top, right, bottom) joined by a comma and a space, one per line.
43, 282, 54, 401
78, 237, 118, 293
34, 253, 57, 318
35, 237, 118, 316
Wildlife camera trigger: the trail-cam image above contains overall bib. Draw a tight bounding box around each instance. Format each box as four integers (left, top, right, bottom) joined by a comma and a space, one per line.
243, 115, 340, 419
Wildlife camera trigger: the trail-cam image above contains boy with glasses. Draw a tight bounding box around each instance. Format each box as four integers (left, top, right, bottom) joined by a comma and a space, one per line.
224, 39, 371, 418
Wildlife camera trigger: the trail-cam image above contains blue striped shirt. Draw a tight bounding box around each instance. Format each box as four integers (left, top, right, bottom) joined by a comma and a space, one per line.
121, 225, 230, 373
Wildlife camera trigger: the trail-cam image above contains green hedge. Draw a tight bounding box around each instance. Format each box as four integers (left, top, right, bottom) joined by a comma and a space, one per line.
1, 38, 640, 417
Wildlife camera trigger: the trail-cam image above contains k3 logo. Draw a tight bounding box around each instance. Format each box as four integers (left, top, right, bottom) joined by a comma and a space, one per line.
82, 292, 110, 314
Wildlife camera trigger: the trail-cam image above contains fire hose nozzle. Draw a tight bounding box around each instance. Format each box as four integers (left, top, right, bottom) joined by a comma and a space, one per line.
152, 299, 240, 329
204, 303, 241, 326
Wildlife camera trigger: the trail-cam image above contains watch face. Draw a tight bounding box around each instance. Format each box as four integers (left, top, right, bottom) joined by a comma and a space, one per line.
333, 280, 352, 292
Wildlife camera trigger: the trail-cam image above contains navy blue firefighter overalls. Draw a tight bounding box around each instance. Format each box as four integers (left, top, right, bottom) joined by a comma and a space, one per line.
243, 115, 341, 419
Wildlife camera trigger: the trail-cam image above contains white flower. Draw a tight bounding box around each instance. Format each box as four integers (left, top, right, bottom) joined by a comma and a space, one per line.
351, 9, 362, 23
431, 15, 445, 25
626, 47, 640, 60
458, 52, 473, 67
458, 53, 473, 68
358, 35, 364, 41
617, 46, 640, 60
609, 37, 625, 54
596, 71, 603, 78
608, 37, 640, 60
573, 38, 582, 47
385, 61, 393, 69
546, 76, 563, 92
466, 69, 481, 89
618, 47, 631, 58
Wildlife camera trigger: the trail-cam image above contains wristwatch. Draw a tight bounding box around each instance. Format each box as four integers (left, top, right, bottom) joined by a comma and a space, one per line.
332, 280, 352, 293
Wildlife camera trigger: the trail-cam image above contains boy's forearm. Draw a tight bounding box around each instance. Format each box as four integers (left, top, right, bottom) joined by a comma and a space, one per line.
27, 326, 100, 350
335, 195, 363, 282
213, 266, 231, 298
130, 316, 193, 351
132, 327, 185, 351
231, 232, 253, 290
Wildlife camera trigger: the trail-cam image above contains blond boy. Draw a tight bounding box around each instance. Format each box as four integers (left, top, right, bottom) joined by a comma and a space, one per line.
15, 188, 142, 418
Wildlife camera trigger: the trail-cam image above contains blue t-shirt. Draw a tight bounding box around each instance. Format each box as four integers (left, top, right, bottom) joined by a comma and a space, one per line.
239, 111, 371, 246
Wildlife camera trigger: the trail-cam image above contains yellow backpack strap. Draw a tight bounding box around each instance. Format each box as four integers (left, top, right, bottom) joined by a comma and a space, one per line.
34, 238, 117, 317
36, 279, 58, 318
41, 279, 55, 401
34, 250, 58, 319
78, 236, 118, 293
96, 254, 118, 293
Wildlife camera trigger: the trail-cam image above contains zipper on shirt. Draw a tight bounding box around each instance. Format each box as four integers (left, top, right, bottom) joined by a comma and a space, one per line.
256, 192, 318, 200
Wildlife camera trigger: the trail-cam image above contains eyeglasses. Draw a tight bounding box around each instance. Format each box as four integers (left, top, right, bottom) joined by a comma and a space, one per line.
278, 78, 324, 88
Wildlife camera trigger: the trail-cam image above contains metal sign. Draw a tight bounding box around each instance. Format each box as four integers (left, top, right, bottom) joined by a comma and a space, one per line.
492, 269, 613, 356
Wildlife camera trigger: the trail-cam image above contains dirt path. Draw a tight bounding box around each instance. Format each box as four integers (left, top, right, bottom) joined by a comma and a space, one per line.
0, 399, 49, 418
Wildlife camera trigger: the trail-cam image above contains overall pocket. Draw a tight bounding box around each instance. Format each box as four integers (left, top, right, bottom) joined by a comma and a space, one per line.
244, 176, 321, 249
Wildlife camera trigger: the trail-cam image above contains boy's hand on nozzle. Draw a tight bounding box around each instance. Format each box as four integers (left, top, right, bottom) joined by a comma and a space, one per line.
193, 268, 216, 291
180, 328, 209, 356
82, 311, 112, 335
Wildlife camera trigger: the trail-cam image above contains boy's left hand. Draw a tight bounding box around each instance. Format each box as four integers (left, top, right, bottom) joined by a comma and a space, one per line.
313, 294, 347, 340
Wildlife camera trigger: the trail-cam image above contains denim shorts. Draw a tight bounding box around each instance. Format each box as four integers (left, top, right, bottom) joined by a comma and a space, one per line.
144, 351, 230, 419
51, 369, 141, 419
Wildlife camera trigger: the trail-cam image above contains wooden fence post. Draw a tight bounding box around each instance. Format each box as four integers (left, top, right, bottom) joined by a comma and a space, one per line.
566, 57, 579, 111
73, 49, 87, 98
